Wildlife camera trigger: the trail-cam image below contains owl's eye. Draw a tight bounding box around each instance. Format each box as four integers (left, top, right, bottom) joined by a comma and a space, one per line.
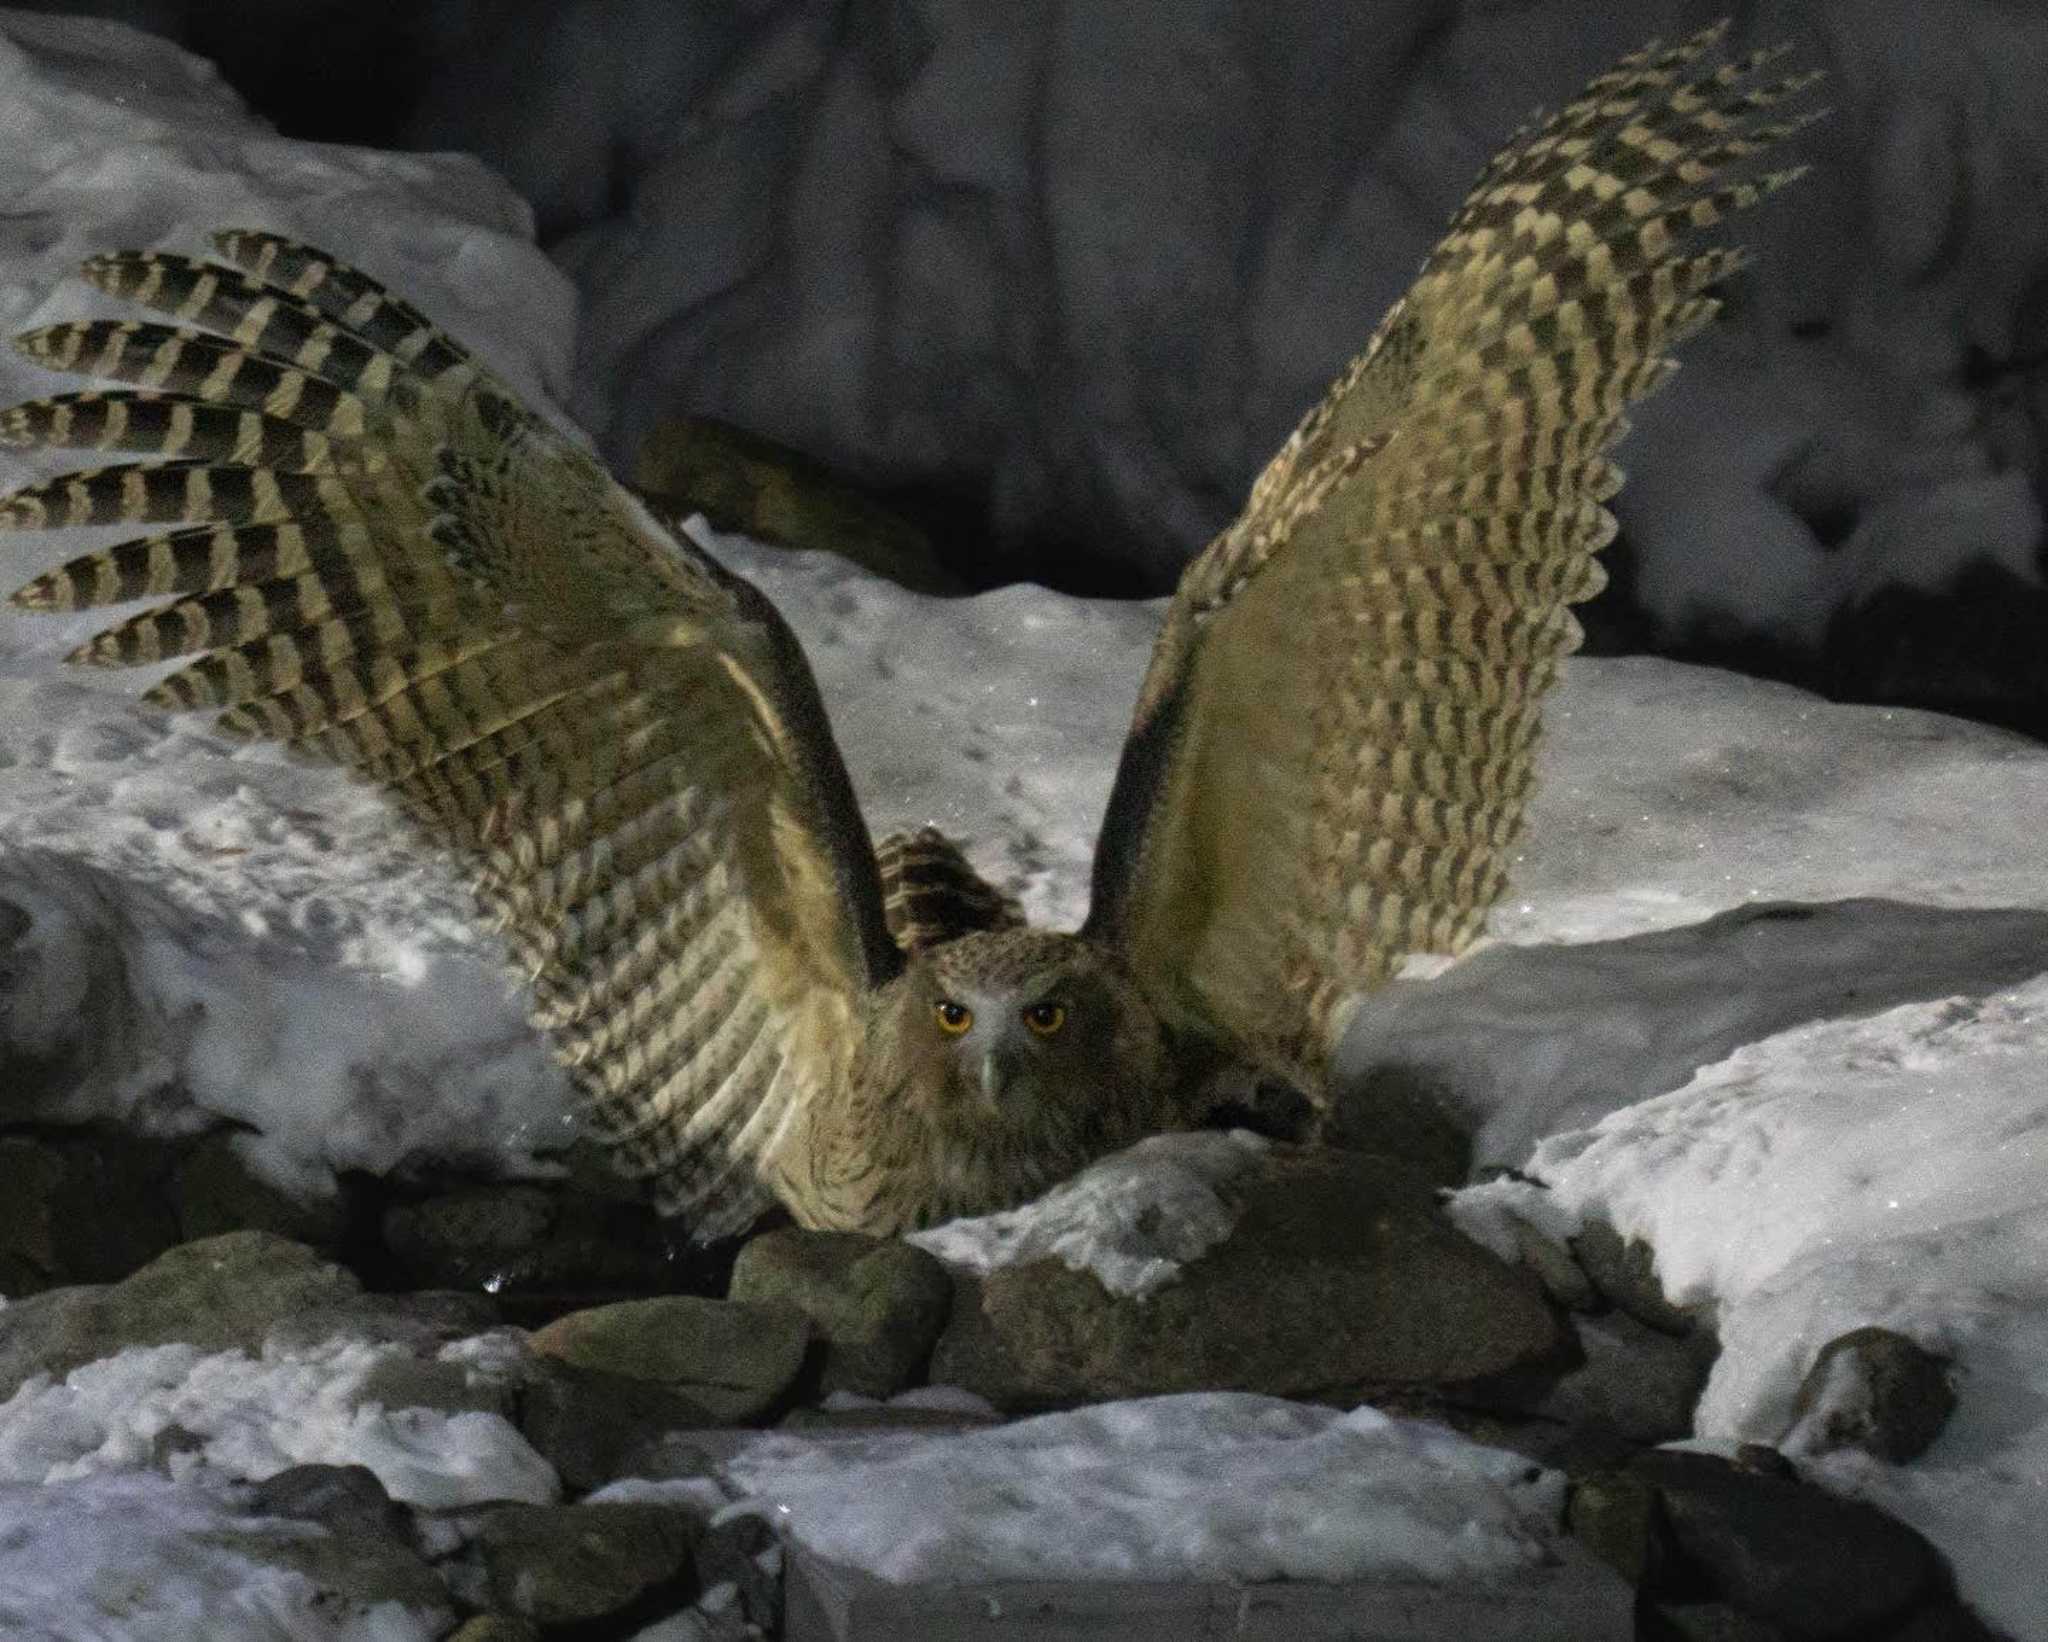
934, 999, 974, 1035
1021, 1001, 1067, 1037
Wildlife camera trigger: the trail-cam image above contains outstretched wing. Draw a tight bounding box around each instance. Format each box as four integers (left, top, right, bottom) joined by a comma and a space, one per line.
1084, 24, 1820, 1088
0, 230, 902, 1238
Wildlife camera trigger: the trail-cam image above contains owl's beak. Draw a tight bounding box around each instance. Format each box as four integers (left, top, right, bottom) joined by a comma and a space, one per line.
979, 1044, 1021, 1111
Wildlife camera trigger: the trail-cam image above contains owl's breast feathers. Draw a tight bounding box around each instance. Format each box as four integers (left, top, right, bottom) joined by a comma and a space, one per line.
0, 25, 1817, 1239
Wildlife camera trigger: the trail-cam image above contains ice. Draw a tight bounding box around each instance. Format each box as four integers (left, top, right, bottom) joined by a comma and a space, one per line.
905, 1129, 1269, 1298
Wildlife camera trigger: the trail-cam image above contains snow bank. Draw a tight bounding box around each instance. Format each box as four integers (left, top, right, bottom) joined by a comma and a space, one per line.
0, 1338, 556, 1508
0, 1470, 440, 1642
601, 1392, 1566, 1586
1454, 970, 2048, 1638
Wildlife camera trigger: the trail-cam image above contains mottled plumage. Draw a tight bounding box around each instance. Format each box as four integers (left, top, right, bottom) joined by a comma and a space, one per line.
0, 27, 1816, 1238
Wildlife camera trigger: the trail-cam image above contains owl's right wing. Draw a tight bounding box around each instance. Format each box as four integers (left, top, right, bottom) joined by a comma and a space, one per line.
0, 231, 902, 1238
1083, 25, 1820, 1090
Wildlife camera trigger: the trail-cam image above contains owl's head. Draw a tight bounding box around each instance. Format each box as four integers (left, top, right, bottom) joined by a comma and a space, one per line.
890, 927, 1170, 1148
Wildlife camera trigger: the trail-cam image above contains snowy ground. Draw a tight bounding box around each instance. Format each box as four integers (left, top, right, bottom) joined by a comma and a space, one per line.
1, 11, 2046, 1640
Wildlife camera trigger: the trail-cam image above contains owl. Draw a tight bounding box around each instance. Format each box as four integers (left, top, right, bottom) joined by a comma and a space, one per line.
0, 26, 1814, 1239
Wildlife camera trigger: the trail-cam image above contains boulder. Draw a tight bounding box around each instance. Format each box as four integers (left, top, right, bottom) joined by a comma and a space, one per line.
928, 1147, 1568, 1409
0, 1130, 179, 1294
471, 1501, 700, 1626
518, 1356, 722, 1493
1784, 1327, 1956, 1464
532, 1295, 811, 1424
0, 1230, 359, 1398
728, 1228, 953, 1398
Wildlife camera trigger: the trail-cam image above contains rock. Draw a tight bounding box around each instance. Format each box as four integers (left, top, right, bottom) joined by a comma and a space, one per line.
1568, 1468, 1670, 1589
695, 1511, 783, 1632
1572, 1219, 1703, 1336
0, 1130, 180, 1294
0, 1230, 360, 1399
263, 1288, 504, 1354
170, 1128, 348, 1249
1626, 1449, 1946, 1639
1504, 1207, 1600, 1313
356, 1353, 516, 1420
518, 1355, 722, 1493
1529, 1311, 1711, 1445
472, 1501, 700, 1625
634, 415, 958, 595
382, 1183, 688, 1304
446, 1620, 542, 1642
1878, 1601, 2006, 1641
1319, 1062, 1474, 1187
246, 1463, 414, 1548
927, 1148, 1568, 1409
728, 1229, 953, 1398
230, 1464, 448, 1624
1646, 1603, 1790, 1641
532, 1295, 812, 1424
1784, 1326, 1956, 1463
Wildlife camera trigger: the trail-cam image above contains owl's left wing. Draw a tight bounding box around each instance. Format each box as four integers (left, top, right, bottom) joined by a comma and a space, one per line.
1083, 26, 1819, 1090
0, 232, 903, 1238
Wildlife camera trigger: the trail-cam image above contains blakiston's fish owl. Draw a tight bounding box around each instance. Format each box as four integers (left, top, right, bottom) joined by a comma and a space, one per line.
0, 26, 1816, 1238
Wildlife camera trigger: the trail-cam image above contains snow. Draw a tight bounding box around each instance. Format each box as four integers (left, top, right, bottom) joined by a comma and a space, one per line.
0, 11, 2046, 1637
600, 1393, 1566, 1587
905, 1129, 1269, 1297
0, 1338, 557, 1508
1449, 975, 2048, 1638
0, 1470, 441, 1642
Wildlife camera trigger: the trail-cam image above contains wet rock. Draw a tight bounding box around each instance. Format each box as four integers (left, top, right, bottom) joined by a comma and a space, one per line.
532, 1295, 811, 1424
928, 1147, 1568, 1409
0, 1230, 359, 1398
382, 1183, 685, 1302
695, 1511, 782, 1632
472, 1501, 700, 1625
1504, 1208, 1600, 1313
0, 1130, 179, 1294
1626, 1449, 1946, 1639
1784, 1326, 1956, 1463
728, 1229, 952, 1399
170, 1128, 347, 1249
1573, 1219, 1703, 1336
1569, 1467, 1670, 1589
518, 1355, 721, 1492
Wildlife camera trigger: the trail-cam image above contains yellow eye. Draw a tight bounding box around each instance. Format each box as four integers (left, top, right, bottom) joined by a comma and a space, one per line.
1022, 1001, 1067, 1037
934, 999, 974, 1035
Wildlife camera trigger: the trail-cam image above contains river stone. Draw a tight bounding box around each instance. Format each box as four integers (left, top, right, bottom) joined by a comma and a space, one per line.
1624, 1449, 1946, 1639
247, 1464, 416, 1547
532, 1295, 811, 1424
0, 1229, 360, 1398
0, 1130, 179, 1294
1784, 1326, 1956, 1463
1529, 1311, 1711, 1444
473, 1501, 700, 1625
518, 1355, 722, 1492
171, 1128, 348, 1249
383, 1183, 687, 1303
927, 1147, 1568, 1408
728, 1229, 953, 1398
228, 1466, 448, 1626
447, 1620, 542, 1642
263, 1289, 504, 1354
1572, 1220, 1702, 1336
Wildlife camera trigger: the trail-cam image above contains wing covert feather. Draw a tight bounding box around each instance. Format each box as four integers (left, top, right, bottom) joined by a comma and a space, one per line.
0, 231, 898, 1239
1085, 24, 1821, 1086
